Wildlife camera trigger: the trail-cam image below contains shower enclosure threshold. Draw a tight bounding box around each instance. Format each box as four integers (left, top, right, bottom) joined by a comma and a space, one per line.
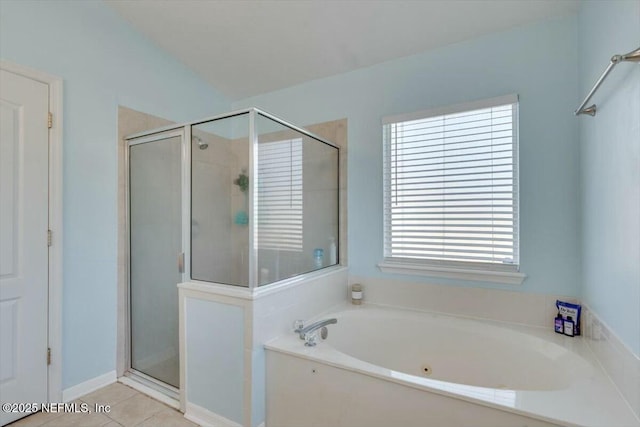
120, 369, 180, 409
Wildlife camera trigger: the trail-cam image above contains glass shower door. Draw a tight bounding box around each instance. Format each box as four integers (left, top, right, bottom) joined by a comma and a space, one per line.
128, 131, 183, 389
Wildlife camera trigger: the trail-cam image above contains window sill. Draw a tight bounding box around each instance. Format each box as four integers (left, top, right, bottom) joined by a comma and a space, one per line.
377, 260, 526, 285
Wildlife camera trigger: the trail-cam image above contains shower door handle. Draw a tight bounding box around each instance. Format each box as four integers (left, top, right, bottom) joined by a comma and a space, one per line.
178, 252, 185, 273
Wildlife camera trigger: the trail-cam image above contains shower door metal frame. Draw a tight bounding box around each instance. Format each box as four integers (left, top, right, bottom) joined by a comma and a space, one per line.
122, 108, 341, 403
124, 127, 188, 401
125, 108, 340, 288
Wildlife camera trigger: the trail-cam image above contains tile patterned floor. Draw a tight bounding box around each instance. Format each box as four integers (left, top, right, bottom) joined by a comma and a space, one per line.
8, 383, 198, 427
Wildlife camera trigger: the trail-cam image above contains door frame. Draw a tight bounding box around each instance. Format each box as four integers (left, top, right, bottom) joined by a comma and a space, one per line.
0, 61, 64, 403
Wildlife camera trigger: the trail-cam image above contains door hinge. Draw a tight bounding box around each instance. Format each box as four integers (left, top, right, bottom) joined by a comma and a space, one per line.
47, 348, 51, 365
48, 112, 53, 129
47, 230, 52, 247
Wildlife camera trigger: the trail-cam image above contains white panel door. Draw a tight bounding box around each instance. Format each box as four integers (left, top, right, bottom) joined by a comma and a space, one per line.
0, 70, 49, 426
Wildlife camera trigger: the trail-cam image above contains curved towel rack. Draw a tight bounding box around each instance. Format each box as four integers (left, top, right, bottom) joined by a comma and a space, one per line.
575, 46, 640, 117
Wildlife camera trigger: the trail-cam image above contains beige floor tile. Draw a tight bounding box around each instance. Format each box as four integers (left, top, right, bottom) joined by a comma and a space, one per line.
7, 410, 63, 427
8, 400, 87, 427
40, 411, 112, 427
9, 385, 186, 427
105, 394, 167, 427
80, 383, 139, 407
135, 409, 197, 427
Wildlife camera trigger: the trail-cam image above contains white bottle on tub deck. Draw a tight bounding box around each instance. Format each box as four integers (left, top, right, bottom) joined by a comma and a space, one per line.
329, 236, 337, 265
351, 283, 363, 305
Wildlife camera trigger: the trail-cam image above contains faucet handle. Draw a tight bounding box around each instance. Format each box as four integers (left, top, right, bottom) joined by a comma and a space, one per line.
293, 319, 305, 332
303, 332, 318, 347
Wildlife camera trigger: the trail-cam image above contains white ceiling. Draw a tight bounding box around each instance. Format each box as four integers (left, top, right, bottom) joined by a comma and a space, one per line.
105, 0, 579, 100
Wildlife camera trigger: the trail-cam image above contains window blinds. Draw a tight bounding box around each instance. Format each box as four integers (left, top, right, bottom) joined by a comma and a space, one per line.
383, 95, 519, 267
257, 138, 303, 251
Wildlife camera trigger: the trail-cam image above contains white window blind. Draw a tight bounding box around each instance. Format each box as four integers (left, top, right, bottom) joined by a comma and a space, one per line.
257, 138, 303, 251
383, 95, 519, 268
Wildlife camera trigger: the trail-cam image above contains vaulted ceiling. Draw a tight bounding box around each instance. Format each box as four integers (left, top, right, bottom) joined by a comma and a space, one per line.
106, 0, 579, 100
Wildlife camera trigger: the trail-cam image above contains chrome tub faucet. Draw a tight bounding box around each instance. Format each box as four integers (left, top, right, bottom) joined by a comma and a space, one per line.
293, 318, 337, 346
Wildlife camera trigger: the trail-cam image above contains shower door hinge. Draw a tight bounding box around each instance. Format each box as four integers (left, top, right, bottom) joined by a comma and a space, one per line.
48, 112, 53, 129
47, 230, 52, 247
47, 348, 51, 365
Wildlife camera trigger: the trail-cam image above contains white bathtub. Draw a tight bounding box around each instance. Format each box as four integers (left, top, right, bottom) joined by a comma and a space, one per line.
265, 305, 639, 427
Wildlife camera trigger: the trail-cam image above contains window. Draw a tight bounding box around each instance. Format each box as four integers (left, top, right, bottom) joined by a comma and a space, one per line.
381, 95, 523, 284
257, 138, 303, 251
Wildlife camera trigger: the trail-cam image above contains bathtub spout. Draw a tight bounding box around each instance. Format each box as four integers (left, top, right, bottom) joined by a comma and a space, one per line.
295, 318, 337, 340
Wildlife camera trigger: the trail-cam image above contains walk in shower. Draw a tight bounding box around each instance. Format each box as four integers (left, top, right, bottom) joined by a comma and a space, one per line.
125, 109, 340, 393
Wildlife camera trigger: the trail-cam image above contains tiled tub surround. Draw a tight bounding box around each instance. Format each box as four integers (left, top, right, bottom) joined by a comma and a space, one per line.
266, 305, 639, 427
349, 275, 579, 329
583, 305, 640, 420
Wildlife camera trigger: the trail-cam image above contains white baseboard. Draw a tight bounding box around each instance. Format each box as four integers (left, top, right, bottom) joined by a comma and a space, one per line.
184, 402, 242, 427
62, 370, 117, 402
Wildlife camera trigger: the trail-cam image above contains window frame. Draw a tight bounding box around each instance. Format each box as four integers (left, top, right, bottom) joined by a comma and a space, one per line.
379, 94, 525, 284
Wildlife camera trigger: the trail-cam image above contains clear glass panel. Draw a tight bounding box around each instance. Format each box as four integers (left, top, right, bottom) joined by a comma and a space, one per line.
256, 113, 339, 285
191, 113, 250, 286
129, 134, 182, 388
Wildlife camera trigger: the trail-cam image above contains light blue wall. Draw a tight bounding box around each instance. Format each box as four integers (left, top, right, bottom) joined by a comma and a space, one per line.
8, 0, 629, 395
0, 0, 229, 388
250, 348, 266, 427
234, 16, 581, 296
579, 0, 640, 355
185, 298, 244, 424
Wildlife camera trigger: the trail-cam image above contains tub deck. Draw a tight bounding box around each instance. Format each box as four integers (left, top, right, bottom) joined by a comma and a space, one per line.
265, 305, 639, 427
